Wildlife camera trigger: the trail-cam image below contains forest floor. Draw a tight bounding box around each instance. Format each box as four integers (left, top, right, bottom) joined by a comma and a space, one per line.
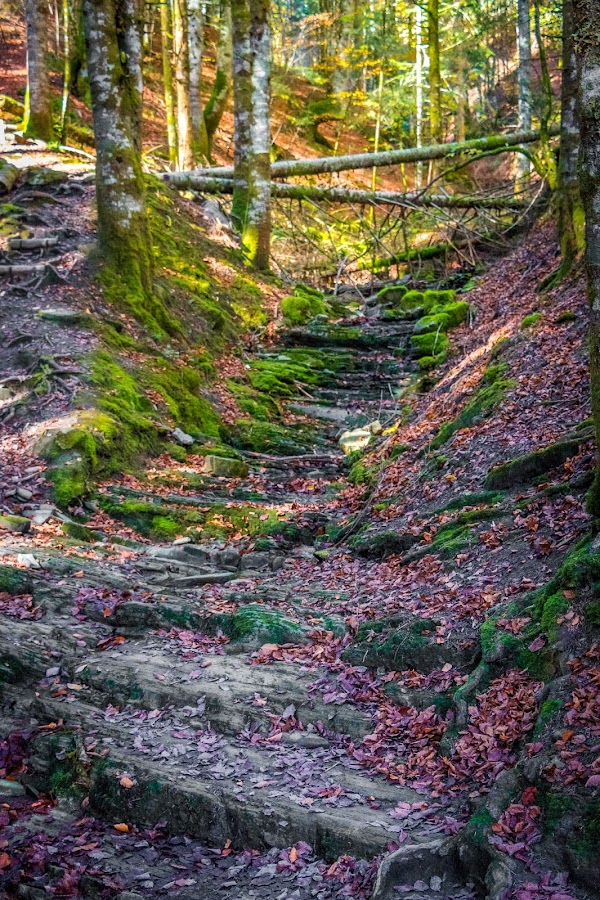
0, 150, 599, 900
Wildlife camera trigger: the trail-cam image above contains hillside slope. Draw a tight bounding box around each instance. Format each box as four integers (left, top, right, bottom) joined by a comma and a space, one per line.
0, 156, 597, 900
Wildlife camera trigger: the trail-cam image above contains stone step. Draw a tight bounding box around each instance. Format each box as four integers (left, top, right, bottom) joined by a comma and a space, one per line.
62, 641, 374, 742
30, 694, 435, 861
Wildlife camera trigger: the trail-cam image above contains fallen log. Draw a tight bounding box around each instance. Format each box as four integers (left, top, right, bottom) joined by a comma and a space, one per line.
166, 126, 559, 181
166, 175, 529, 209
8, 237, 59, 250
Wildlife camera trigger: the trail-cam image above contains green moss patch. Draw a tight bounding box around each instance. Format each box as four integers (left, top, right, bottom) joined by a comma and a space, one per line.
484, 428, 593, 490
281, 285, 327, 325
430, 361, 514, 450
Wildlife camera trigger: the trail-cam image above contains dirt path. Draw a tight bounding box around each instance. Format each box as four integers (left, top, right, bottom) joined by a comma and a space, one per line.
0, 161, 598, 900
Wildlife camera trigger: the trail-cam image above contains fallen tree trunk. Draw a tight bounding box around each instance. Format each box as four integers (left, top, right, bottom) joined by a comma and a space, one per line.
166, 126, 560, 181
167, 175, 529, 209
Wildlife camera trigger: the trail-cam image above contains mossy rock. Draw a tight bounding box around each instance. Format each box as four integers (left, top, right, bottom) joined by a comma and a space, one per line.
343, 613, 479, 673
281, 288, 327, 326
484, 430, 593, 490
201, 455, 249, 478
413, 313, 452, 335
410, 331, 449, 359
521, 312, 543, 329
231, 420, 317, 456
0, 514, 30, 534
228, 604, 304, 644
0, 565, 33, 595
430, 299, 469, 327
61, 522, 101, 543
349, 528, 420, 559
376, 284, 408, 307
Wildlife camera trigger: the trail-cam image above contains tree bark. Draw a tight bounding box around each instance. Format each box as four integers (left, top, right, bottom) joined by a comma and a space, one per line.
188, 0, 209, 160
427, 0, 442, 144
204, 0, 233, 156
556, 0, 583, 277
160, 0, 178, 168
173, 0, 193, 170
82, 0, 152, 294
182, 126, 558, 179
60, 0, 71, 142
415, 0, 424, 187
165, 174, 529, 209
516, 0, 532, 188
230, 0, 271, 269
573, 0, 600, 520
24, 0, 54, 140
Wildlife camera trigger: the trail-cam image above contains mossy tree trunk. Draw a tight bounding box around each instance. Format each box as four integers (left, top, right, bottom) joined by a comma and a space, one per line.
516, 0, 532, 189
160, 0, 178, 168
204, 0, 232, 156
556, 0, 584, 278
173, 0, 193, 170
573, 0, 600, 522
60, 0, 71, 142
230, 0, 271, 270
188, 0, 209, 160
23, 0, 54, 141
82, 0, 152, 295
427, 0, 442, 145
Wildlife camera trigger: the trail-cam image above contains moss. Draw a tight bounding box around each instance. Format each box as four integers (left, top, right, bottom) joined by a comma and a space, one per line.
0, 565, 32, 595
437, 491, 505, 513
229, 380, 281, 419
533, 698, 563, 738
585, 599, 600, 625
521, 312, 543, 329
430, 362, 514, 449
144, 360, 221, 435
466, 807, 495, 846
230, 420, 317, 456
484, 432, 591, 490
229, 604, 303, 643
555, 311, 577, 324
570, 800, 600, 858
349, 528, 418, 559
281, 287, 327, 325
410, 331, 450, 359
539, 791, 575, 835
376, 284, 407, 306
61, 522, 100, 543
538, 592, 569, 641
413, 313, 452, 335
431, 299, 469, 327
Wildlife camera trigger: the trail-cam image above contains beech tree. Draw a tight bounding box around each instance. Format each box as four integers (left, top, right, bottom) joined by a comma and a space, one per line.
161, 0, 178, 168
204, 0, 233, 156
173, 0, 193, 170
23, 0, 54, 140
189, 0, 209, 160
515, 0, 532, 188
573, 0, 600, 519
230, 0, 272, 270
82, 0, 152, 294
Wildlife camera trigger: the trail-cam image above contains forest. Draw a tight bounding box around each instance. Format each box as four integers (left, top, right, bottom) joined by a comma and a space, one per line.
0, 0, 599, 898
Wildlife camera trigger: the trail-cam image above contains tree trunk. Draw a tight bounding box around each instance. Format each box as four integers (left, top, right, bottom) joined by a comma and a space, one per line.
60, 0, 71, 143
82, 0, 152, 295
24, 0, 54, 140
573, 0, 600, 521
230, 0, 271, 269
188, 0, 209, 160
331, 0, 354, 95
165, 174, 530, 209
173, 0, 193, 170
533, 0, 557, 188
516, 0, 532, 188
415, 0, 424, 188
160, 0, 178, 168
185, 125, 558, 179
427, 0, 442, 144
204, 0, 232, 156
556, 0, 583, 278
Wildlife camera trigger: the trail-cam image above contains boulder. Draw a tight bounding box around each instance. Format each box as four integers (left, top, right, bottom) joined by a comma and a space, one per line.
0, 514, 30, 534
171, 427, 194, 446
340, 427, 371, 454
200, 455, 249, 478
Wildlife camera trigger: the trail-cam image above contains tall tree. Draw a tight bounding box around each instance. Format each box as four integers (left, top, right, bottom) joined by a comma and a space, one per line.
573, 0, 600, 520
230, 0, 271, 269
173, 0, 193, 169
189, 0, 209, 160
555, 0, 583, 279
160, 0, 178, 168
515, 0, 532, 188
427, 0, 442, 144
82, 0, 152, 295
204, 0, 233, 156
23, 0, 54, 140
